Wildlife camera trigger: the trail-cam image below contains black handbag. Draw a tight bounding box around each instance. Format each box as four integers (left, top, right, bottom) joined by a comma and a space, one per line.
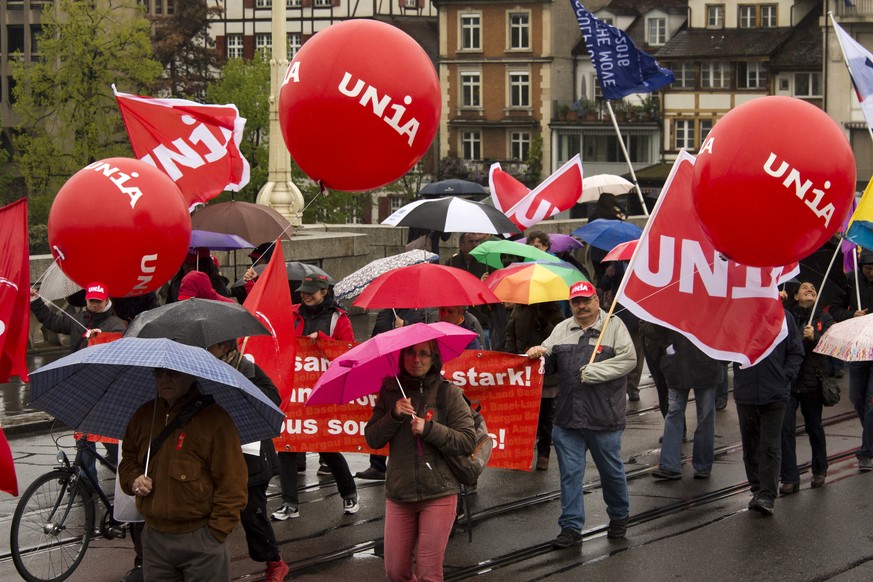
821, 376, 841, 407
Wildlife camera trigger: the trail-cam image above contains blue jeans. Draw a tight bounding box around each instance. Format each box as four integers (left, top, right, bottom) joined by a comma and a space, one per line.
780, 393, 828, 483
660, 387, 716, 473
848, 362, 873, 459
552, 425, 629, 532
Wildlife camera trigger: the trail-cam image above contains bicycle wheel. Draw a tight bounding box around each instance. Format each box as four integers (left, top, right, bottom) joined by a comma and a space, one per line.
10, 469, 95, 582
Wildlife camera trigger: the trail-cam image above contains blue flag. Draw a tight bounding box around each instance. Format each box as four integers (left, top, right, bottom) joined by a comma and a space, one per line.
569, 0, 674, 100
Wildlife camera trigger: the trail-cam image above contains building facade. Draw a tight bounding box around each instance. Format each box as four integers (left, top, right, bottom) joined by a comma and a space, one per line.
433, 0, 581, 186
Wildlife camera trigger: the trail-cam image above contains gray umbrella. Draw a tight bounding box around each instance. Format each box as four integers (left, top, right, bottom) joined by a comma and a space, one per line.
124, 299, 270, 348
231, 261, 335, 288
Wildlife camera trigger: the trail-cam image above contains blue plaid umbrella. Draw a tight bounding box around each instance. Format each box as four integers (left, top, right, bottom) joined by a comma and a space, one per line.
571, 219, 643, 251
334, 249, 439, 302
29, 337, 284, 443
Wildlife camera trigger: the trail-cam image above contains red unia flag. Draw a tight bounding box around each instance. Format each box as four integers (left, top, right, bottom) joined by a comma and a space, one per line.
241, 240, 296, 408
616, 151, 797, 366
0, 198, 30, 384
0, 426, 16, 496
114, 85, 250, 211
490, 154, 583, 231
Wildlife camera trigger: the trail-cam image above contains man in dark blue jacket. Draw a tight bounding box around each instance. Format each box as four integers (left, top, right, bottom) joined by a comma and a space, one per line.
733, 311, 804, 515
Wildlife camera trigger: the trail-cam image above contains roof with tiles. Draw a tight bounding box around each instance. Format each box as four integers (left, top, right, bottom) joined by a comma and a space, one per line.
655, 27, 795, 59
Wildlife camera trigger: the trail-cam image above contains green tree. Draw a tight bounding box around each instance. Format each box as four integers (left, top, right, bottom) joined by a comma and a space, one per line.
151, 0, 224, 98
206, 57, 271, 200
11, 0, 162, 225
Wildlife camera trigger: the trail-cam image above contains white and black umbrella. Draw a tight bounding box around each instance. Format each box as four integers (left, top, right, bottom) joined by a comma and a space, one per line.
382, 196, 520, 235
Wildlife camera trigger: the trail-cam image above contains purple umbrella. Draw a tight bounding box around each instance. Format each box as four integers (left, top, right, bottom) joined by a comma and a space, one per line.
548, 233, 583, 253
190, 229, 256, 250
306, 322, 477, 406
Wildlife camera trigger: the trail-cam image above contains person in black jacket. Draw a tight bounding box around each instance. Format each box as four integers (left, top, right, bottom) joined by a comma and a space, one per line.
733, 311, 804, 515
207, 340, 288, 582
780, 282, 833, 494
651, 327, 722, 480
829, 248, 873, 471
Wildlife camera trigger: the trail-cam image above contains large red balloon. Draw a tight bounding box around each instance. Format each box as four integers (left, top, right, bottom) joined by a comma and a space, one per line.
48, 158, 191, 297
278, 20, 440, 192
692, 96, 856, 267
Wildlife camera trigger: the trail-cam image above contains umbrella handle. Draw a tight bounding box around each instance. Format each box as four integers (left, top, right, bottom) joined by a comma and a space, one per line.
394, 375, 408, 400
144, 398, 159, 477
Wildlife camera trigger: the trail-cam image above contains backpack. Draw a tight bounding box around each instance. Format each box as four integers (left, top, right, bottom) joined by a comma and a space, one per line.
436, 383, 492, 486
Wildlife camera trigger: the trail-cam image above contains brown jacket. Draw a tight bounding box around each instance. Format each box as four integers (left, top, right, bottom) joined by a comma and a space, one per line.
365, 370, 475, 503
118, 388, 248, 542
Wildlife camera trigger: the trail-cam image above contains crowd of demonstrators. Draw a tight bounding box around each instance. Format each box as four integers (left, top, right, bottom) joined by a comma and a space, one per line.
781, 282, 833, 494
829, 248, 873, 471
364, 340, 476, 581
272, 274, 360, 521
119, 368, 248, 581
526, 280, 636, 548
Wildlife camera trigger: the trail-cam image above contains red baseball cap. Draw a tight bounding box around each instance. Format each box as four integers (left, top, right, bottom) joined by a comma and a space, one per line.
85, 282, 109, 302
569, 281, 596, 300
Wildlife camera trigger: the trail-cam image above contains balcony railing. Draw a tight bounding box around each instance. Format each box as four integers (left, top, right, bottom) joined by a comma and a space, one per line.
835, 0, 873, 17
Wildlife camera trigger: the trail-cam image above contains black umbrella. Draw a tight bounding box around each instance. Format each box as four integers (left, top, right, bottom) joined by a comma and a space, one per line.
124, 298, 270, 348
231, 261, 335, 288
419, 179, 486, 198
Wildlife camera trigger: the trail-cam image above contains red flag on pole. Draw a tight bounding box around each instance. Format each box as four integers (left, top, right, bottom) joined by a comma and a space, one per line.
489, 154, 583, 231
0, 198, 30, 383
240, 241, 297, 408
113, 85, 250, 211
615, 151, 797, 367
0, 426, 17, 496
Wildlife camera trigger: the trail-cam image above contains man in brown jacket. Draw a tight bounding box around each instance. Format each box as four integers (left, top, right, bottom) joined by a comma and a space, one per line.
119, 368, 248, 581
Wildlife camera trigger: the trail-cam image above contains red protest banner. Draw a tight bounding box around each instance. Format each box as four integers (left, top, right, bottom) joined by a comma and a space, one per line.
274, 339, 542, 471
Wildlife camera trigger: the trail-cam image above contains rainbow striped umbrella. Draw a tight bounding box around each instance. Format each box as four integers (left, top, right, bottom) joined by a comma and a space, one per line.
485, 261, 587, 305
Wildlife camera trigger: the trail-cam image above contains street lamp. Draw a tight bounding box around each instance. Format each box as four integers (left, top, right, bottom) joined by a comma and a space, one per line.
256, 0, 304, 226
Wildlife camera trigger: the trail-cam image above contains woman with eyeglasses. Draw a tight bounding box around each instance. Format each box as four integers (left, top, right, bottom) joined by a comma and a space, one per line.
365, 340, 476, 582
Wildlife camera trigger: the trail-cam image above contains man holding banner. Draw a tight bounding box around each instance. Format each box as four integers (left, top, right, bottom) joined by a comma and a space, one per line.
527, 281, 635, 548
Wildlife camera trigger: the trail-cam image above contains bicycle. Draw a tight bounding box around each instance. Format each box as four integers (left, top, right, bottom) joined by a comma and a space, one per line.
10, 434, 129, 582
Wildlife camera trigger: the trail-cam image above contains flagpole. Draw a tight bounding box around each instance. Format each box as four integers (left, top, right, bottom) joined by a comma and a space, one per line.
829, 11, 873, 145
808, 242, 842, 327
605, 101, 649, 217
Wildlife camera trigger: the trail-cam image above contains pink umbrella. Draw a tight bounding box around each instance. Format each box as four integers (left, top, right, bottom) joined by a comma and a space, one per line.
306, 322, 477, 406
602, 239, 639, 262
548, 233, 583, 253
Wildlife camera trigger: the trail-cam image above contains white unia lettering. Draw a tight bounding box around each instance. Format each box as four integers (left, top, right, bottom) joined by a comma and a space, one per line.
763, 152, 836, 227
131, 253, 159, 294
85, 161, 144, 209
337, 72, 420, 147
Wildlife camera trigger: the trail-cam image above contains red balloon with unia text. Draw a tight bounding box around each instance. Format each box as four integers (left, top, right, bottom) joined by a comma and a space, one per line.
278, 19, 441, 192
47, 158, 191, 297
691, 96, 855, 267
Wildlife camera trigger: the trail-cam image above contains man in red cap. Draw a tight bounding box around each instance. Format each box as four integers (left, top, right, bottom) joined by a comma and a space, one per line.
526, 280, 636, 548
30, 281, 126, 352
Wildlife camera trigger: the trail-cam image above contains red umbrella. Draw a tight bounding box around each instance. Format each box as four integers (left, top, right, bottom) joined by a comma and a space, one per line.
602, 239, 638, 262
352, 263, 500, 309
